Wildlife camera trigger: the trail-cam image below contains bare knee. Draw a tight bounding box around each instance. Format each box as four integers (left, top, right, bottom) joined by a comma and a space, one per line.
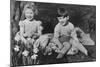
60, 42, 71, 54
63, 42, 71, 48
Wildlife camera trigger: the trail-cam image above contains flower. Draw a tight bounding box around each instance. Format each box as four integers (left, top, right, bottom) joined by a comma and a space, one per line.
31, 54, 38, 59
33, 48, 39, 53
48, 52, 52, 55
22, 50, 29, 56
55, 49, 61, 53
27, 38, 31, 41
14, 45, 19, 52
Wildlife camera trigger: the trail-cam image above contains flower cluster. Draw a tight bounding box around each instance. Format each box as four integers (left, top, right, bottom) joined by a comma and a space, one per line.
14, 45, 20, 52
22, 50, 29, 56
31, 54, 38, 59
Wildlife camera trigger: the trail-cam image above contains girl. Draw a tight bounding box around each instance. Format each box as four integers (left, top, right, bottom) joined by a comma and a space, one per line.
15, 3, 43, 46
14, 3, 43, 65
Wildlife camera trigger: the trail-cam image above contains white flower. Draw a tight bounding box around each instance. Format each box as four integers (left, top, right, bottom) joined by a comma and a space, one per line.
55, 49, 61, 53
22, 50, 29, 56
27, 38, 31, 41
48, 52, 52, 55
33, 48, 39, 53
31, 54, 38, 59
14, 45, 19, 52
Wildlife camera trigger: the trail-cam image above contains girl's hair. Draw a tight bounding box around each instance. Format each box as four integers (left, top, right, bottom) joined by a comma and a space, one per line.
20, 2, 38, 20
57, 7, 69, 17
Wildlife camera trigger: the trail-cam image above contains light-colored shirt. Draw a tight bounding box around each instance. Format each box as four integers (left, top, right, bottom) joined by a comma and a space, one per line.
19, 19, 42, 37
54, 22, 74, 38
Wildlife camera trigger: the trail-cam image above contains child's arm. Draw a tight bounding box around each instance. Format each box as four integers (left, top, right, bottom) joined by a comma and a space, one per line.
31, 21, 43, 39
37, 21, 43, 36
19, 21, 27, 43
71, 28, 79, 41
19, 21, 24, 37
70, 24, 79, 41
53, 24, 63, 49
19, 21, 29, 37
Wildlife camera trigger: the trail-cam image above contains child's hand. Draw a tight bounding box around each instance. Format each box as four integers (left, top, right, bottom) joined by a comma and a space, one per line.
32, 34, 39, 39
33, 48, 39, 53
27, 38, 31, 44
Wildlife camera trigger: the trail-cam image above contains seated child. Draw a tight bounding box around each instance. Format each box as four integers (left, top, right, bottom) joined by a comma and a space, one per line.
53, 8, 88, 58
14, 3, 43, 48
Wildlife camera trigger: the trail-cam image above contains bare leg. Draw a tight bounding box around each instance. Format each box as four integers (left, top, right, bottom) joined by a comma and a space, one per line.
52, 38, 63, 50
70, 39, 88, 55
56, 42, 71, 59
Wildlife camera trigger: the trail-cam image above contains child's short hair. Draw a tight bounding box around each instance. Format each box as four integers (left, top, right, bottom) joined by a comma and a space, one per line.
21, 2, 38, 20
57, 7, 69, 17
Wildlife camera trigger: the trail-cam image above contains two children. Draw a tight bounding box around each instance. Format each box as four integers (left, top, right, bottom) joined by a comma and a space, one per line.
14, 3, 94, 61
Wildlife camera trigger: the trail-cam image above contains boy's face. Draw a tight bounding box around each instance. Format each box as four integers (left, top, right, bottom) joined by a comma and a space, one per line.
57, 16, 69, 25
25, 9, 35, 20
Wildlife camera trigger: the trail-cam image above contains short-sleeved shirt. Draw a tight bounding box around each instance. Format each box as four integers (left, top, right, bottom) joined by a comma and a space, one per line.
54, 22, 74, 38
19, 19, 42, 37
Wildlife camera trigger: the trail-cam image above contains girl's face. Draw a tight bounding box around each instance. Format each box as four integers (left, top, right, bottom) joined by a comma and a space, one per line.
25, 9, 35, 20
57, 16, 69, 25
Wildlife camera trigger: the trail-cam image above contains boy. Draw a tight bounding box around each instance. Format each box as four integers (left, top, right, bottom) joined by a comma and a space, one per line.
53, 8, 88, 58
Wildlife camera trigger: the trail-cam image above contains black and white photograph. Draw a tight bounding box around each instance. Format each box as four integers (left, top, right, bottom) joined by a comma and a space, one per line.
10, 0, 96, 67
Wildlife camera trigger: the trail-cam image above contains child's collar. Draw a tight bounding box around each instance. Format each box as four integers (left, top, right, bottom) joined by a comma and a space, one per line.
25, 19, 36, 22
62, 21, 69, 26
